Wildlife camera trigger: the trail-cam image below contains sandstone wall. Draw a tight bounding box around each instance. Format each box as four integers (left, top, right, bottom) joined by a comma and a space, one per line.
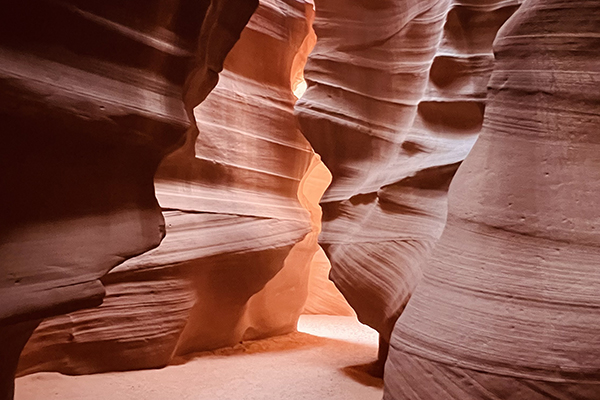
0, 0, 257, 398
295, 0, 520, 356
15, 0, 325, 378
7, 1, 596, 399
385, 0, 600, 398
303, 247, 356, 316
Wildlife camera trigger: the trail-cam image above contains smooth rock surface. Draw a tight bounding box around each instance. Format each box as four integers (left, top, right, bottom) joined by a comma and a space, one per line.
0, 1, 257, 398
295, 0, 520, 350
303, 248, 356, 316
17, 0, 328, 377
385, 0, 600, 398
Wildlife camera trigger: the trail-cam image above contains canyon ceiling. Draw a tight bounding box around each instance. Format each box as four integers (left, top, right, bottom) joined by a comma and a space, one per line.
1, 0, 599, 399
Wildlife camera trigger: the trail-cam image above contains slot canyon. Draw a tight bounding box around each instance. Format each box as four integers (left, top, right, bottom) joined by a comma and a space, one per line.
1, 0, 599, 399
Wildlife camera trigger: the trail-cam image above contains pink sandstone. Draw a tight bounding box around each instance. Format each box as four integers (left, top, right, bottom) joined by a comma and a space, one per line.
385, 0, 600, 398
295, 0, 521, 366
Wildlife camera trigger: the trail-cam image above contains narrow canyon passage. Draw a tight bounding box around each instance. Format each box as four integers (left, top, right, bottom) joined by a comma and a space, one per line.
15, 316, 383, 400
3, 0, 600, 399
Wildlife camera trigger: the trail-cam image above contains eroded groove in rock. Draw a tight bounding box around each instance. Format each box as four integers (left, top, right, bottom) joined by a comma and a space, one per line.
17, 0, 326, 375
295, 0, 520, 354
385, 0, 600, 398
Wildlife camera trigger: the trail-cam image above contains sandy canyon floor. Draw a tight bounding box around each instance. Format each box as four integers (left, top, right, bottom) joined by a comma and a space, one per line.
16, 315, 383, 400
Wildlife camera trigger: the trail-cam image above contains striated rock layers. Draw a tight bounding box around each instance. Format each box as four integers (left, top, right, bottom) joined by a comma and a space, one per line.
385, 0, 600, 398
0, 0, 257, 398
16, 0, 326, 377
295, 0, 520, 358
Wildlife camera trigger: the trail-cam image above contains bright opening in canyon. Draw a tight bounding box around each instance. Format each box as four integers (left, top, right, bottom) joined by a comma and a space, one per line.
3, 0, 600, 400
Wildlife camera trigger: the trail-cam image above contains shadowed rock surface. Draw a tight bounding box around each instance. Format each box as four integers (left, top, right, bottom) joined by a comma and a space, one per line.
0, 0, 257, 398
15, 0, 330, 378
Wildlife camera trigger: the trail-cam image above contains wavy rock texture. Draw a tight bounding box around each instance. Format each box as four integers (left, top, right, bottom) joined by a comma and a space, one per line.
295, 0, 520, 355
386, 0, 600, 398
0, 0, 257, 398
17, 0, 326, 376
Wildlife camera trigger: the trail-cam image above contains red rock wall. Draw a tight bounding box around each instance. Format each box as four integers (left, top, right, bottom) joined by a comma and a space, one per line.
295, 0, 520, 354
385, 0, 600, 398
16, 0, 326, 377
0, 0, 257, 398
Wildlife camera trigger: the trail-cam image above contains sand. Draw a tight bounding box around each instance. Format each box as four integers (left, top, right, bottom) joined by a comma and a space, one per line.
15, 315, 383, 400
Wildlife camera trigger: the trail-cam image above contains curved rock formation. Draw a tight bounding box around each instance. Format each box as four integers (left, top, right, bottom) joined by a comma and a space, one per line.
16, 0, 325, 377
0, 0, 257, 398
303, 248, 356, 317
295, 0, 520, 360
385, 0, 600, 397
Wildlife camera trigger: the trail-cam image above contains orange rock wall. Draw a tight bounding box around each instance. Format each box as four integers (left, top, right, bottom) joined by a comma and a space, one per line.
16, 0, 324, 378
303, 247, 356, 317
